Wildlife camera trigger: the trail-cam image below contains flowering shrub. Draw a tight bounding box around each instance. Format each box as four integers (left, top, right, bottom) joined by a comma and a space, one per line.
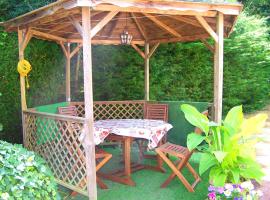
0, 140, 58, 199
208, 181, 263, 200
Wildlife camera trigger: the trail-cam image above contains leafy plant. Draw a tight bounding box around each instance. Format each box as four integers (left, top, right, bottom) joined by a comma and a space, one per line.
0, 140, 58, 199
181, 104, 268, 186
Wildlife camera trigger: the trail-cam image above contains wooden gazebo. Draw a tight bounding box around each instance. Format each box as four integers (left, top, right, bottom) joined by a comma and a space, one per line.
1, 0, 242, 199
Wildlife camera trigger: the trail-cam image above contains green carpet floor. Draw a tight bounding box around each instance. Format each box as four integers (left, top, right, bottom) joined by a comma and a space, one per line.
59, 146, 209, 200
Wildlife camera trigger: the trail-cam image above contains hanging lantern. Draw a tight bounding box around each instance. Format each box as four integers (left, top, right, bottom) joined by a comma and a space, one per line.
120, 29, 133, 45
120, 12, 133, 45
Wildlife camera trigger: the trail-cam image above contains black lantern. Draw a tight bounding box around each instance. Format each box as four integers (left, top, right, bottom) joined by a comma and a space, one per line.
120, 28, 133, 45
120, 13, 133, 45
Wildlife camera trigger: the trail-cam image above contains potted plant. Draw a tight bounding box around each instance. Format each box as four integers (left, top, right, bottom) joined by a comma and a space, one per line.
181, 104, 267, 200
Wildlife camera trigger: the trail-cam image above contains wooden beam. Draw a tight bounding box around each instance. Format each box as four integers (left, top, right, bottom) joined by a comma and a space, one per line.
200, 39, 214, 53
65, 43, 71, 102
18, 29, 27, 146
70, 43, 83, 58
69, 16, 83, 36
91, 11, 119, 38
81, 7, 97, 200
143, 13, 182, 38
93, 5, 218, 17
148, 43, 159, 58
168, 16, 201, 28
131, 13, 147, 41
60, 42, 68, 58
31, 29, 67, 42
21, 28, 32, 51
67, 38, 145, 45
213, 12, 224, 123
131, 44, 145, 59
196, 15, 218, 43
104, 15, 119, 38
4, 1, 78, 30
48, 23, 72, 34
145, 43, 150, 101
148, 33, 210, 44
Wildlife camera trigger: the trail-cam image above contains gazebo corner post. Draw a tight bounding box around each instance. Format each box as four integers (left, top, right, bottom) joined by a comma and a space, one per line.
213, 12, 224, 123
144, 43, 150, 101
81, 6, 97, 200
66, 43, 71, 102
18, 28, 32, 146
61, 42, 71, 102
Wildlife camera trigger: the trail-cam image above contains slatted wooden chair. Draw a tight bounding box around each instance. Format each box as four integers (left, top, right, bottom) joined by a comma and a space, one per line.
155, 111, 208, 192
58, 106, 112, 190
144, 103, 169, 122
137, 103, 169, 161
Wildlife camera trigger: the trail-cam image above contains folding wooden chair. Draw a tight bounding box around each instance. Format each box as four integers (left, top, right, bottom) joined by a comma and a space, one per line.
137, 103, 169, 161
155, 111, 208, 192
58, 106, 112, 191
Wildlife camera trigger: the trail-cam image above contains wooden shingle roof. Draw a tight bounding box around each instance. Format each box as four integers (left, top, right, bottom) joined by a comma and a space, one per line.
0, 0, 243, 45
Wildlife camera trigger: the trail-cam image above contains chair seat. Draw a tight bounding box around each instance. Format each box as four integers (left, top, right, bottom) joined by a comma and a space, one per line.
157, 142, 190, 158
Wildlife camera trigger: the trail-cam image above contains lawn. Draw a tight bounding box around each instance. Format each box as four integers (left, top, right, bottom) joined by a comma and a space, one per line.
59, 147, 209, 200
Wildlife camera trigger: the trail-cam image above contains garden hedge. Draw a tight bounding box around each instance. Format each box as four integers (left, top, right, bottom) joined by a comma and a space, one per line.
0, 140, 58, 200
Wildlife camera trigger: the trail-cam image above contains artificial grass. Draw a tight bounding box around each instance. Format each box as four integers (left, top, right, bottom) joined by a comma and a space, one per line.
59, 147, 209, 200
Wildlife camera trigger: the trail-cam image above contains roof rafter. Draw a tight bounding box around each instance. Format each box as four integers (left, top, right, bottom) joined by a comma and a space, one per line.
143, 13, 182, 38
131, 13, 147, 41
196, 15, 218, 43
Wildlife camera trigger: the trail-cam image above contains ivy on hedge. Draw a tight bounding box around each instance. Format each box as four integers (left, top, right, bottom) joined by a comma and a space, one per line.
0, 140, 58, 199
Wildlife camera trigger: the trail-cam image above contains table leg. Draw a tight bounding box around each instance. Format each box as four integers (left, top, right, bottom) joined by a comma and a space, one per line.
124, 137, 131, 176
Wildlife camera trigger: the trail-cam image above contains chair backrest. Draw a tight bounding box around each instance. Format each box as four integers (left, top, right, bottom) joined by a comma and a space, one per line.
144, 103, 169, 122
58, 106, 77, 116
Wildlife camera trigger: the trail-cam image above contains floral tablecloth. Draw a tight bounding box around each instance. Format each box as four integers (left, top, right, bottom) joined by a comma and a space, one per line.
94, 119, 173, 149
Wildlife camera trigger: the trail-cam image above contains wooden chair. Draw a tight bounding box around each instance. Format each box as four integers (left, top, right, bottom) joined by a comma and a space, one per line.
155, 111, 208, 192
137, 103, 169, 161
58, 106, 112, 190
144, 103, 169, 122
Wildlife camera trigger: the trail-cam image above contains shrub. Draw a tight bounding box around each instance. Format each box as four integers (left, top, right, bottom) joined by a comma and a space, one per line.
0, 140, 58, 200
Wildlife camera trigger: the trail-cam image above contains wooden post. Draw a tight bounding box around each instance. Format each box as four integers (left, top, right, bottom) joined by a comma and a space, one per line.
213, 12, 224, 123
18, 29, 27, 146
81, 7, 97, 200
18, 30, 27, 110
66, 43, 71, 102
144, 43, 150, 101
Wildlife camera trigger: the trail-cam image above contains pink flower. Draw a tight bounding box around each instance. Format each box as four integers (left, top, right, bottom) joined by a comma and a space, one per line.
208, 192, 216, 200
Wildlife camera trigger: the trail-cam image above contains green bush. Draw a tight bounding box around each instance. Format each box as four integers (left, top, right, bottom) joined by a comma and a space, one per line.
0, 140, 58, 200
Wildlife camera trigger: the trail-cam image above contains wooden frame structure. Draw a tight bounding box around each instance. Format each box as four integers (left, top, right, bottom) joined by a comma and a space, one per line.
1, 0, 242, 199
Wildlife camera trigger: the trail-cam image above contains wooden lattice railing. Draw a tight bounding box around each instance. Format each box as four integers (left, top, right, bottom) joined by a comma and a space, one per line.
23, 100, 147, 195
23, 110, 88, 195
70, 100, 146, 120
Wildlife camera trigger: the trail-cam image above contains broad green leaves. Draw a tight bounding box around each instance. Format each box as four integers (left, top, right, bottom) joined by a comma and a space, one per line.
187, 132, 205, 151
182, 104, 267, 187
213, 151, 227, 163
199, 153, 217, 175
224, 105, 243, 135
181, 104, 209, 134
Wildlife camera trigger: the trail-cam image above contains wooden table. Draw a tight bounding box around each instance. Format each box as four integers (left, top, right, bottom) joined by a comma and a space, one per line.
95, 119, 173, 186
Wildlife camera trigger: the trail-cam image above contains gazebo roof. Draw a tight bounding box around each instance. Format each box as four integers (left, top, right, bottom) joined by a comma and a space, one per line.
0, 0, 243, 45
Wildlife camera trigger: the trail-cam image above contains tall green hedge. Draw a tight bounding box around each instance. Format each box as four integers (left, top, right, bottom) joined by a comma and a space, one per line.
0, 30, 65, 143
81, 13, 270, 113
